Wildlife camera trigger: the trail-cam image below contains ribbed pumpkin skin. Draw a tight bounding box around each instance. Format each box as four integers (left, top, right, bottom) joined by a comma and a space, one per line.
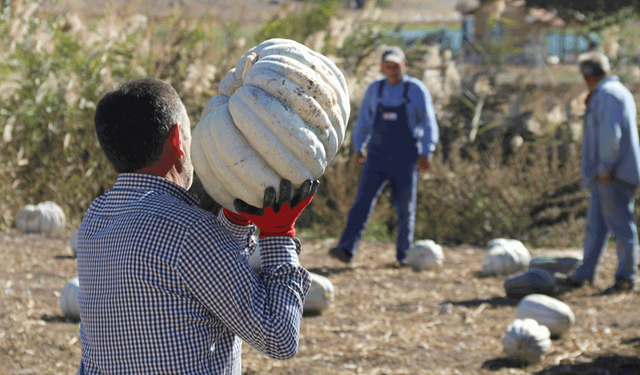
516, 294, 575, 337
16, 201, 66, 234
60, 277, 80, 320
303, 272, 334, 315
530, 252, 583, 275
405, 239, 444, 271
192, 38, 350, 211
70, 230, 79, 257
502, 318, 551, 363
481, 238, 531, 276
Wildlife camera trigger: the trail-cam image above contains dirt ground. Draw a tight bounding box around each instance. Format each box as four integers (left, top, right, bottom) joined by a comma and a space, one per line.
2, 228, 640, 375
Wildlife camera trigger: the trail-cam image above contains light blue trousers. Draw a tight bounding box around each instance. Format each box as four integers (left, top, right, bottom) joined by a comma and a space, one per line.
572, 180, 638, 283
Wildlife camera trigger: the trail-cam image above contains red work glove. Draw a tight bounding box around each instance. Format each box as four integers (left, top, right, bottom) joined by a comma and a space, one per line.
233, 179, 319, 238
222, 207, 251, 226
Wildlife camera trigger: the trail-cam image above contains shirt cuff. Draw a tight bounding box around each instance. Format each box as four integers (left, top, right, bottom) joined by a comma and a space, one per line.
218, 210, 257, 247
257, 236, 302, 269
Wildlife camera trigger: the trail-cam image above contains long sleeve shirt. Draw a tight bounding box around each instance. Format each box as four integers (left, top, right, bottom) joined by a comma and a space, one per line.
581, 76, 640, 188
76, 173, 311, 375
352, 75, 439, 156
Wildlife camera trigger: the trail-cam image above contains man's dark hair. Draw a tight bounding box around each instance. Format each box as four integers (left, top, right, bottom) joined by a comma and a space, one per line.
94, 78, 186, 173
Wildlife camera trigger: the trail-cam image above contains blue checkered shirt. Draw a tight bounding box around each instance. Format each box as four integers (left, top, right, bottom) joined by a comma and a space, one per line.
76, 173, 311, 374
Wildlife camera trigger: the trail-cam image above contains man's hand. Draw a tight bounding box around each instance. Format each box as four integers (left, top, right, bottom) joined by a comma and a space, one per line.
355, 151, 366, 166
233, 179, 319, 238
416, 154, 432, 173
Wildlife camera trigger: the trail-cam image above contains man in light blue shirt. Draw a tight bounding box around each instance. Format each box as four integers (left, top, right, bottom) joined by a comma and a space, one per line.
329, 46, 439, 265
563, 51, 640, 294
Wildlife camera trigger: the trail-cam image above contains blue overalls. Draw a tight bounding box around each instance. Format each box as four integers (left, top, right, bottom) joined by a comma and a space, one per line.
336, 81, 419, 262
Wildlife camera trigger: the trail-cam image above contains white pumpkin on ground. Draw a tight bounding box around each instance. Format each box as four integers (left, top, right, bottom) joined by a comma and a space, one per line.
502, 318, 552, 363
303, 272, 334, 315
60, 277, 80, 320
405, 239, 444, 271
70, 230, 79, 257
16, 201, 66, 233
516, 293, 575, 337
529, 251, 583, 275
192, 38, 350, 211
481, 238, 531, 276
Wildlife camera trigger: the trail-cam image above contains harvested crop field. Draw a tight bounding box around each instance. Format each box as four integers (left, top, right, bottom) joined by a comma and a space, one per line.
2, 229, 640, 375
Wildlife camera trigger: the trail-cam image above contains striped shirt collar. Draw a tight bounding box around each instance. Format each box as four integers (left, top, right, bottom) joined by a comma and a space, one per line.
112, 173, 200, 207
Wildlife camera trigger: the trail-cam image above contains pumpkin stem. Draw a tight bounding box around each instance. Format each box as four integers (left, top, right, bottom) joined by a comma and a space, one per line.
242, 52, 258, 82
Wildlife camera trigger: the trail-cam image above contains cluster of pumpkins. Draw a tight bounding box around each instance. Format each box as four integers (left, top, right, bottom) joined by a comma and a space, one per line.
13, 201, 81, 320
481, 238, 580, 363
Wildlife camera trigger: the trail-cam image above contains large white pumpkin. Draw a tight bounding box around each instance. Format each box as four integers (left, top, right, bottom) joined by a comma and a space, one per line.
192, 38, 350, 211
481, 238, 531, 276
405, 239, 444, 271
303, 272, 334, 315
516, 293, 575, 337
60, 277, 80, 320
16, 201, 66, 234
502, 318, 552, 363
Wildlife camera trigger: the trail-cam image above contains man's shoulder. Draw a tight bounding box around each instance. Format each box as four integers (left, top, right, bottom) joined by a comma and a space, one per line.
85, 187, 216, 229
403, 76, 429, 91
599, 76, 632, 95
146, 193, 216, 225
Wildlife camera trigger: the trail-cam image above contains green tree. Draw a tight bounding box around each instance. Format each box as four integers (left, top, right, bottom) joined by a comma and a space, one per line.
524, 0, 639, 30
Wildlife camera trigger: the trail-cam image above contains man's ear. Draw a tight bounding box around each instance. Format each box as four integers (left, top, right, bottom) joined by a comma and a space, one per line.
168, 124, 185, 157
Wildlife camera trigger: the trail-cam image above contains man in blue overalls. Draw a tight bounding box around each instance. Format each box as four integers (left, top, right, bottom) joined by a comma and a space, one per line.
329, 46, 439, 266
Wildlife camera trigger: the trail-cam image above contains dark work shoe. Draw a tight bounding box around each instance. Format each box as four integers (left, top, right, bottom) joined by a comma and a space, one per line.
602, 278, 636, 295
386, 259, 408, 269
328, 247, 353, 264
556, 274, 588, 289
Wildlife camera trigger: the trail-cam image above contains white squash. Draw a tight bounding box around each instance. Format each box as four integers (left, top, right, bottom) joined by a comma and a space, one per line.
405, 239, 444, 271
529, 251, 583, 275
303, 272, 334, 315
481, 238, 531, 276
60, 277, 80, 320
70, 230, 79, 257
516, 293, 575, 337
192, 38, 350, 211
16, 201, 66, 234
502, 318, 551, 363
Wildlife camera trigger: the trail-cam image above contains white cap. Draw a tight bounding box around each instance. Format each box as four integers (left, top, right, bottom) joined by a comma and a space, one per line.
381, 46, 406, 64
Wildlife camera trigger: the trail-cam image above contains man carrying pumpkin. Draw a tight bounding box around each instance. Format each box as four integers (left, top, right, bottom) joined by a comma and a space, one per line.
75, 77, 317, 374
329, 46, 439, 266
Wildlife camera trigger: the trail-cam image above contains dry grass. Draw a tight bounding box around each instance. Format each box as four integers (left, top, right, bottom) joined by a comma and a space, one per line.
2, 230, 640, 374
